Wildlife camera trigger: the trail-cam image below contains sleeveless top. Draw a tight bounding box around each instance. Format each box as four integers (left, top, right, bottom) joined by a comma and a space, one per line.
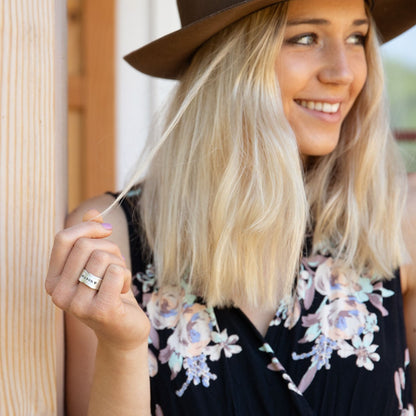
112, 189, 414, 416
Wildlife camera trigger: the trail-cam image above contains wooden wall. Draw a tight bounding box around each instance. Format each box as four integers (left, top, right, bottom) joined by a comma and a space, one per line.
0, 0, 67, 414
68, 0, 115, 211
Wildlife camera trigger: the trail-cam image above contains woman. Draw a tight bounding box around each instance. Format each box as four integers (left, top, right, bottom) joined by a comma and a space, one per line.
46, 0, 416, 414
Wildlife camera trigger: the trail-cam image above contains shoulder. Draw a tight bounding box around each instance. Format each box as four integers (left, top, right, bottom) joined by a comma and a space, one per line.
66, 193, 124, 226
66, 193, 132, 270
401, 173, 416, 294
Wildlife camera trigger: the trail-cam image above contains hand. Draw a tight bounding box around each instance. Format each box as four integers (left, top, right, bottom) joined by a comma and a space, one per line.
45, 210, 150, 351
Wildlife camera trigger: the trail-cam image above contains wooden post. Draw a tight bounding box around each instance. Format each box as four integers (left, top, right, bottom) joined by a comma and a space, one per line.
0, 0, 66, 414
83, 0, 116, 200
67, 0, 115, 211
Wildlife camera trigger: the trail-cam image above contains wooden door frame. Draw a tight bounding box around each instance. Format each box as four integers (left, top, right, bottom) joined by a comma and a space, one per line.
68, 0, 115, 210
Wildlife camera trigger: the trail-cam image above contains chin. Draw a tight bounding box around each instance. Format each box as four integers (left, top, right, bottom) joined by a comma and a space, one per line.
299, 142, 339, 157
295, 129, 341, 158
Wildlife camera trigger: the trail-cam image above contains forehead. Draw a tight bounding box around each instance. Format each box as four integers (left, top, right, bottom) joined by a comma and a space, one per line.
286, 0, 367, 20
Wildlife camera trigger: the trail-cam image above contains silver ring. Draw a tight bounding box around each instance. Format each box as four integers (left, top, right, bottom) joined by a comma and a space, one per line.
78, 269, 103, 290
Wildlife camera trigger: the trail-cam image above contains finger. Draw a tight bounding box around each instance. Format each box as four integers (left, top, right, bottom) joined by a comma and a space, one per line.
94, 264, 132, 308
72, 253, 127, 308
46, 221, 113, 293
54, 251, 125, 313
61, 238, 125, 288
69, 263, 130, 323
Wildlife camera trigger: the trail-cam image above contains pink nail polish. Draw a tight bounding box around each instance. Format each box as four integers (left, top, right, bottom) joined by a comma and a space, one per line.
102, 223, 112, 230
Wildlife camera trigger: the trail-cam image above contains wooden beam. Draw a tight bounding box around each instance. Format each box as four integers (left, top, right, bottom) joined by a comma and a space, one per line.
0, 0, 67, 414
395, 131, 416, 141
83, 0, 116, 199
68, 74, 85, 109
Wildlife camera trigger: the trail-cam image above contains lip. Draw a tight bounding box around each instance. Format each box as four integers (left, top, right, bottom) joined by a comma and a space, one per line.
294, 99, 343, 123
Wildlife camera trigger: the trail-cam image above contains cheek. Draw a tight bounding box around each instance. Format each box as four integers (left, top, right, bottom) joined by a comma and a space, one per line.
275, 58, 310, 114
352, 59, 368, 98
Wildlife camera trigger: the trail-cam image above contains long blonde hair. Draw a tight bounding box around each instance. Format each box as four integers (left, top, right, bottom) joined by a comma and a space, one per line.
306, 19, 408, 279
121, 3, 407, 309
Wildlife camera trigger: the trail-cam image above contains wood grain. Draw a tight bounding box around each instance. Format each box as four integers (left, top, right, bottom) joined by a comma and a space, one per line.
0, 0, 66, 414
67, 0, 115, 211
83, 0, 115, 200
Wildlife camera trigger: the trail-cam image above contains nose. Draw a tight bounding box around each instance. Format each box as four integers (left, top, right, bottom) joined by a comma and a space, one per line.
318, 42, 355, 85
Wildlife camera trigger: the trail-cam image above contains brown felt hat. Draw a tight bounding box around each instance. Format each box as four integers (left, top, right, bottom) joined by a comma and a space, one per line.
124, 0, 416, 80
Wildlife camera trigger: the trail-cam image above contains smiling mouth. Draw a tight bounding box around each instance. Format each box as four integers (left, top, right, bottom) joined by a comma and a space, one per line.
295, 99, 340, 114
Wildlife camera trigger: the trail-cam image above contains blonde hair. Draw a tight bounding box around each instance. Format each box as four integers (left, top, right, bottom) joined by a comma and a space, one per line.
118, 3, 407, 309
306, 15, 408, 279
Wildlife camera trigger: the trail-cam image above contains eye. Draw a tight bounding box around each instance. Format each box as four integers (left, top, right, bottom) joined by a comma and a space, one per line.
346, 33, 367, 46
286, 33, 318, 46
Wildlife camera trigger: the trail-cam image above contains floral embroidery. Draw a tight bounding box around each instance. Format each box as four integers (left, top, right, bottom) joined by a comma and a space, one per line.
208, 329, 242, 360
293, 335, 337, 371
271, 255, 394, 393
132, 264, 156, 298
395, 349, 415, 415
176, 353, 218, 397
134, 267, 242, 397
337, 333, 380, 370
134, 256, 410, 409
155, 404, 164, 416
259, 343, 302, 396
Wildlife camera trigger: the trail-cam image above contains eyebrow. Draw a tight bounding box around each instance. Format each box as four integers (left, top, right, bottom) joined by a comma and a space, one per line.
287, 18, 369, 26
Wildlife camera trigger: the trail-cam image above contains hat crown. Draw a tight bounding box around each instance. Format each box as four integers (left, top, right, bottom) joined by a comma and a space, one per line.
177, 0, 244, 26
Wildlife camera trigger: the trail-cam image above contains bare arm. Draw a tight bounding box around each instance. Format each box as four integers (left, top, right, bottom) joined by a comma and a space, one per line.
46, 194, 151, 416
402, 173, 416, 402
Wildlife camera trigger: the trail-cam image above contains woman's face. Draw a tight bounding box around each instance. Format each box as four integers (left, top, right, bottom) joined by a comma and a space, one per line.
275, 0, 369, 157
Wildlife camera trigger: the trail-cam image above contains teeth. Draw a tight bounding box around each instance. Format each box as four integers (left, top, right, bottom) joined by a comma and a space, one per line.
323, 103, 332, 112
297, 100, 340, 114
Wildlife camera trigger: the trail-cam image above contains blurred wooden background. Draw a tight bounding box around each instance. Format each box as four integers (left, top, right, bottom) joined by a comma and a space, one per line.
67, 0, 115, 211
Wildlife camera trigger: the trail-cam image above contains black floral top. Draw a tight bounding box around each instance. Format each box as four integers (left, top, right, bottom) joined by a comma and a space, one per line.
114, 190, 413, 416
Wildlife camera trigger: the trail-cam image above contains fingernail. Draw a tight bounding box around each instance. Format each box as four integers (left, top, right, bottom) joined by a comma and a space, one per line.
102, 223, 112, 230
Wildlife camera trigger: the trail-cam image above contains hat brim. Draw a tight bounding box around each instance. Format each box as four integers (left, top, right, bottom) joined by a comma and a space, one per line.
124, 0, 416, 80
372, 0, 416, 42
